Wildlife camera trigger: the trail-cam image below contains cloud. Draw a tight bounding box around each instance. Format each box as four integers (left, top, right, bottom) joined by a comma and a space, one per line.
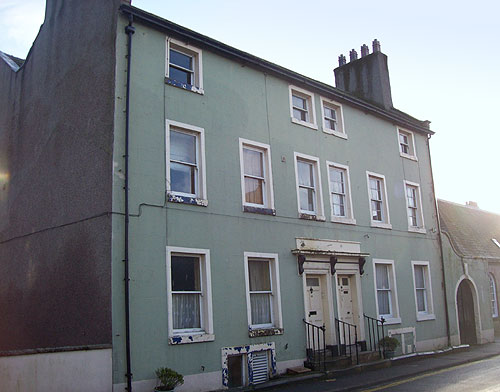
0, 0, 45, 58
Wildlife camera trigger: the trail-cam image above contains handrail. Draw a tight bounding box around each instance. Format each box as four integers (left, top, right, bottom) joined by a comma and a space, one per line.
303, 319, 326, 372
335, 318, 359, 365
363, 314, 385, 357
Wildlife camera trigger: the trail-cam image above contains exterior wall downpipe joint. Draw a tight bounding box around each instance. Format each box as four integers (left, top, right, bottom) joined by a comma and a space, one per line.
124, 14, 135, 392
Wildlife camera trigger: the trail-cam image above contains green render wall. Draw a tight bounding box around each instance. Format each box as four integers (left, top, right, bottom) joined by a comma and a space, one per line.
112, 16, 447, 385
440, 233, 494, 344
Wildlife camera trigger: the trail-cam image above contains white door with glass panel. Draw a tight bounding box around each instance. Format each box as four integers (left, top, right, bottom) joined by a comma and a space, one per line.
306, 275, 325, 348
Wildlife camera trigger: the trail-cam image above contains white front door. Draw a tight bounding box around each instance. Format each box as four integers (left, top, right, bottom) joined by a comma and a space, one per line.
337, 274, 359, 345
306, 275, 324, 326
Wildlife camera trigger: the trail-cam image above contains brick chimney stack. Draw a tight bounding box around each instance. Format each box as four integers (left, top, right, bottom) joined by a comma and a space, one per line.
334, 39, 393, 110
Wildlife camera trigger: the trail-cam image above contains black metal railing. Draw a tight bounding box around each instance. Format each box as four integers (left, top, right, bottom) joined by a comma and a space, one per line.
363, 314, 385, 357
303, 319, 326, 371
335, 318, 359, 365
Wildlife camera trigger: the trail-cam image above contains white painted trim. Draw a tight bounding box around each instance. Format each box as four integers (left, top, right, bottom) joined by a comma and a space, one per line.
387, 327, 416, 354
454, 275, 483, 345
288, 85, 318, 130
404, 180, 426, 233
489, 273, 498, 318
372, 259, 401, 324
166, 119, 207, 201
166, 36, 204, 94
326, 161, 356, 224
243, 252, 283, 330
320, 96, 347, 139
166, 246, 214, 343
293, 152, 325, 219
411, 261, 435, 321
396, 127, 418, 161
238, 138, 275, 210
366, 171, 392, 229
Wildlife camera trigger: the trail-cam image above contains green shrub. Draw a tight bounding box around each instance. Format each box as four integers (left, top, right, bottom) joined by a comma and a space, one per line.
379, 336, 400, 351
155, 367, 184, 391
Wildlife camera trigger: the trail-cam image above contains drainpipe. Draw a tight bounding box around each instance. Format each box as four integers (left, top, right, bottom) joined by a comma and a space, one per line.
427, 134, 451, 347
124, 15, 135, 392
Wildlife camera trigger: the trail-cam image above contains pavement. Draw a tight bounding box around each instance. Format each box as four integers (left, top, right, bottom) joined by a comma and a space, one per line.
251, 338, 500, 392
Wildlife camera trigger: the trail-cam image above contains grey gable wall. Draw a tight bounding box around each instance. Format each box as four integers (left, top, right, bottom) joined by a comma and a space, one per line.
0, 0, 120, 352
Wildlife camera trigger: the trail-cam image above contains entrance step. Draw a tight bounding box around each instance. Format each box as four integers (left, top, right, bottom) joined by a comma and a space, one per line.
359, 350, 381, 363
287, 366, 312, 375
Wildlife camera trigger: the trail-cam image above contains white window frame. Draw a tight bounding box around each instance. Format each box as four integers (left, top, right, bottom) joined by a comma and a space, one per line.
294, 152, 325, 220
373, 259, 401, 325
489, 273, 498, 318
411, 261, 435, 321
166, 119, 207, 202
166, 37, 204, 94
320, 97, 346, 139
397, 127, 417, 161
326, 161, 355, 224
288, 85, 317, 130
366, 171, 392, 229
243, 252, 283, 331
404, 180, 426, 233
166, 246, 214, 344
238, 139, 275, 211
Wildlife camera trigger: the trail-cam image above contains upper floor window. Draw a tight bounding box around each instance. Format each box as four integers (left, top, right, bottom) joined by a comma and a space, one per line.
239, 139, 275, 214
490, 273, 498, 318
320, 97, 346, 139
405, 181, 426, 233
366, 171, 391, 229
166, 120, 207, 204
326, 161, 355, 224
166, 246, 214, 344
166, 38, 204, 94
397, 128, 417, 160
289, 86, 317, 130
294, 153, 324, 220
412, 261, 435, 321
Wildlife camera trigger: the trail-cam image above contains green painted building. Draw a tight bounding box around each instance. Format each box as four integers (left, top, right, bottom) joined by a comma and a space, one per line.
0, 1, 454, 391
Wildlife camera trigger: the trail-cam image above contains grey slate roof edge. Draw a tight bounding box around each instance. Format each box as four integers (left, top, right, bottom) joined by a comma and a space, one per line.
120, 4, 433, 136
0, 51, 21, 72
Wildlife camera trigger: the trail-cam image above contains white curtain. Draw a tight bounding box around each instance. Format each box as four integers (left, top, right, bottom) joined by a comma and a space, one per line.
376, 264, 390, 315
250, 293, 271, 325
173, 293, 200, 329
249, 260, 272, 325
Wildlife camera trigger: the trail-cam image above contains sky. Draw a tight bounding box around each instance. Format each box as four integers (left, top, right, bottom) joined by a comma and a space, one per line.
1, 0, 499, 214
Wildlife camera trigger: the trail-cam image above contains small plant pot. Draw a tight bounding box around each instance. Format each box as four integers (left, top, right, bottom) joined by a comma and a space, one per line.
384, 350, 395, 359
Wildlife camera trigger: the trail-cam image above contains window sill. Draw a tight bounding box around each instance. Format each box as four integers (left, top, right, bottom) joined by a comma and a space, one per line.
169, 333, 215, 345
167, 193, 208, 207
331, 216, 356, 225
291, 117, 318, 130
408, 227, 426, 234
165, 77, 204, 95
416, 313, 436, 322
243, 205, 276, 216
248, 327, 284, 338
299, 213, 326, 222
371, 221, 392, 230
323, 129, 347, 139
400, 152, 418, 161
381, 317, 401, 325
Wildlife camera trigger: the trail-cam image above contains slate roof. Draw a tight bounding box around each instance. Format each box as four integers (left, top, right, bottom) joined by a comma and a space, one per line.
0, 51, 25, 71
438, 199, 500, 260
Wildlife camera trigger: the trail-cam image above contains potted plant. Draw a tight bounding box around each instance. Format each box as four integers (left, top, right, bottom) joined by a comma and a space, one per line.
379, 336, 400, 359
154, 367, 184, 392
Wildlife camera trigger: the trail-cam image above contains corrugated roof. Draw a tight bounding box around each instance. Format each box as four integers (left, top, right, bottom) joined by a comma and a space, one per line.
438, 199, 500, 260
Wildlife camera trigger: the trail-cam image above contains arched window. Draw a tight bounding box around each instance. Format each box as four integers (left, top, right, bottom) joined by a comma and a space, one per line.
489, 273, 498, 318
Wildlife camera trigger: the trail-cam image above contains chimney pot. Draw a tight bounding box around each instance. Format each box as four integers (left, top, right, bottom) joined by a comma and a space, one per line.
338, 54, 346, 66
372, 39, 381, 53
349, 49, 358, 62
361, 44, 369, 57
466, 201, 479, 208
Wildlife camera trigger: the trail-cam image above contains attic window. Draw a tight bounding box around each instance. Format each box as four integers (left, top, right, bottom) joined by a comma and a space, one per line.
492, 239, 500, 249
